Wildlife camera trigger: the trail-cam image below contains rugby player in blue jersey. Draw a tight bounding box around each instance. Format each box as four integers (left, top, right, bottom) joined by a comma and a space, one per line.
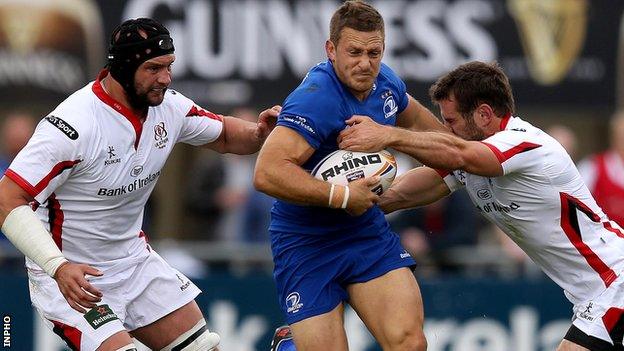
254, 2, 447, 350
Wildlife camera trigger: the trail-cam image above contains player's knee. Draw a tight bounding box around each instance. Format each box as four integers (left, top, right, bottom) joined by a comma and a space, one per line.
160, 319, 220, 351
386, 328, 427, 351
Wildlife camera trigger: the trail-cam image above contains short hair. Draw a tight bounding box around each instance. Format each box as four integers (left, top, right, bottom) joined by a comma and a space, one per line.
329, 1, 384, 45
429, 61, 515, 118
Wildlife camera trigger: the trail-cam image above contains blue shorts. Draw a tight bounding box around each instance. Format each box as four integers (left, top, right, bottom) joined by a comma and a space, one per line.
270, 228, 416, 324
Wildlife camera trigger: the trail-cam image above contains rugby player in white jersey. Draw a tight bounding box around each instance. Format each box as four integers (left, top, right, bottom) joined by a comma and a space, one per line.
0, 18, 279, 351
339, 61, 624, 350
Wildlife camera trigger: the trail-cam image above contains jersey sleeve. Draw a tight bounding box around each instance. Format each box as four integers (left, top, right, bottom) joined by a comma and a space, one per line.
277, 71, 347, 149
480, 130, 543, 175
434, 169, 465, 192
380, 63, 409, 114
170, 91, 224, 146
5, 115, 85, 203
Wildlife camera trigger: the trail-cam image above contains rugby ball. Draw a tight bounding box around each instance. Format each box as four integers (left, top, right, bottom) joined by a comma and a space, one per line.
312, 149, 397, 194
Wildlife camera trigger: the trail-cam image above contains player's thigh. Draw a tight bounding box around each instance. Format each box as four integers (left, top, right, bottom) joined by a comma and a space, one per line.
289, 303, 349, 351
131, 300, 203, 350
347, 267, 425, 346
556, 339, 591, 351
96, 331, 134, 351
30, 274, 130, 351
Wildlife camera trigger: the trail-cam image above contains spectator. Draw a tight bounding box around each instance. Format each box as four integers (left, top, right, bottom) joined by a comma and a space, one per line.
0, 112, 36, 174
578, 112, 624, 227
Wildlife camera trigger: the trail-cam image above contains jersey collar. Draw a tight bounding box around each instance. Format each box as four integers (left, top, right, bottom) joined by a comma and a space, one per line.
500, 113, 512, 130
92, 70, 143, 149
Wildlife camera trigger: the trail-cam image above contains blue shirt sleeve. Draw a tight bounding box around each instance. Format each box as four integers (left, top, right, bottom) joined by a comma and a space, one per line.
380, 63, 409, 114
277, 67, 348, 149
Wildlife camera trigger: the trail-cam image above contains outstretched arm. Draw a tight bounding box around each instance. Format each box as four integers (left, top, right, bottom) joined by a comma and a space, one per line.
380, 166, 451, 214
339, 116, 503, 177
204, 105, 281, 154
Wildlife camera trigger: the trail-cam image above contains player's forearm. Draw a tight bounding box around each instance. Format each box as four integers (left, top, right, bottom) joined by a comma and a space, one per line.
216, 117, 264, 155
254, 161, 335, 207
379, 167, 449, 213
1, 206, 68, 277
387, 129, 467, 170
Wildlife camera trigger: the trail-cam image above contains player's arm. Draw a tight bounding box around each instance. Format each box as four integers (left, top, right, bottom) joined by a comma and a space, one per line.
339, 116, 503, 177
380, 167, 451, 214
203, 105, 280, 154
396, 94, 448, 132
253, 126, 379, 215
0, 176, 103, 313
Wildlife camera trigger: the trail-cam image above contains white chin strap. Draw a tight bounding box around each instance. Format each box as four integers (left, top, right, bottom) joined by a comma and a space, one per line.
160, 318, 220, 351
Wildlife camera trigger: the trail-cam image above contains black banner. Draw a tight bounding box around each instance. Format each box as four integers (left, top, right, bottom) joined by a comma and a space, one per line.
1, 0, 622, 112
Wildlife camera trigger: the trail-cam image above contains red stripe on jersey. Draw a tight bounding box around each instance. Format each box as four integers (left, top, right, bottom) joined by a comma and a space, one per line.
483, 141, 542, 164
603, 308, 624, 332
46, 194, 64, 250
434, 169, 450, 178
51, 319, 82, 350
499, 113, 512, 130
139, 230, 151, 251
604, 222, 624, 238
560, 192, 617, 287
5, 161, 80, 197
186, 105, 223, 121
92, 69, 144, 149
34, 161, 81, 195
4, 169, 37, 197
480, 142, 505, 163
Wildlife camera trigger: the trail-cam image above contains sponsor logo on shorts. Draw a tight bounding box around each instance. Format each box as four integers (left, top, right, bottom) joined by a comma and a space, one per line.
400, 250, 411, 259
84, 304, 118, 330
286, 292, 303, 313
176, 273, 191, 291
45, 115, 78, 140
577, 301, 595, 322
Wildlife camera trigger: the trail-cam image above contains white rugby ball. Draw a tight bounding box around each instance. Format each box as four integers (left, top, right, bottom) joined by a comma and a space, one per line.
312, 149, 397, 194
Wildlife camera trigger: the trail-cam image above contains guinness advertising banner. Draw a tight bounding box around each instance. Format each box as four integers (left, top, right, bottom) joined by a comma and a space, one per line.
1, 0, 623, 111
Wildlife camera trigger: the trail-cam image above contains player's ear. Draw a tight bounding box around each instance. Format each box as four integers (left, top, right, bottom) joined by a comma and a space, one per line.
325, 40, 336, 62
475, 104, 496, 127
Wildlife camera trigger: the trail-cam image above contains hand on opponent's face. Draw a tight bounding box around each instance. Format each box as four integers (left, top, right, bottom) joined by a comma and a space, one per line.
338, 115, 390, 152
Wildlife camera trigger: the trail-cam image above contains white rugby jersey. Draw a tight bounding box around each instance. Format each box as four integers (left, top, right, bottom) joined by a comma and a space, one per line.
438, 116, 624, 304
6, 70, 223, 270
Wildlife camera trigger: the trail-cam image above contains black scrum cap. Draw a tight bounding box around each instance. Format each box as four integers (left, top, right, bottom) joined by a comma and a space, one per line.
107, 18, 174, 90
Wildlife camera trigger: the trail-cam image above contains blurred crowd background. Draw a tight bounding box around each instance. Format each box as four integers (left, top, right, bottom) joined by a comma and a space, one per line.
1, 1, 624, 350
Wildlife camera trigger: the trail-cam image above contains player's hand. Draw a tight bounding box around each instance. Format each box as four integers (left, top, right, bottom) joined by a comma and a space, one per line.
255, 105, 281, 140
53, 262, 103, 314
344, 176, 381, 216
338, 115, 391, 152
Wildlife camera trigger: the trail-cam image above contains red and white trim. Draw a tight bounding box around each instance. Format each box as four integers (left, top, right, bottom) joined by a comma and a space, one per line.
559, 192, 617, 288
5, 160, 80, 197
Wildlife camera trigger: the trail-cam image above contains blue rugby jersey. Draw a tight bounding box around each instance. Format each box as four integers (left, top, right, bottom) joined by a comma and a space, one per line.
270, 60, 409, 235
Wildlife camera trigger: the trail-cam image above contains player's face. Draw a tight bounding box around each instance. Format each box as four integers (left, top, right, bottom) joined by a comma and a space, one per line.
439, 98, 487, 141
327, 27, 384, 99
133, 54, 175, 107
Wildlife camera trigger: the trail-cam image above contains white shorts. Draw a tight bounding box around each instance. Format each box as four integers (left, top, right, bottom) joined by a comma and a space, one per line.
571, 273, 624, 345
28, 250, 201, 351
